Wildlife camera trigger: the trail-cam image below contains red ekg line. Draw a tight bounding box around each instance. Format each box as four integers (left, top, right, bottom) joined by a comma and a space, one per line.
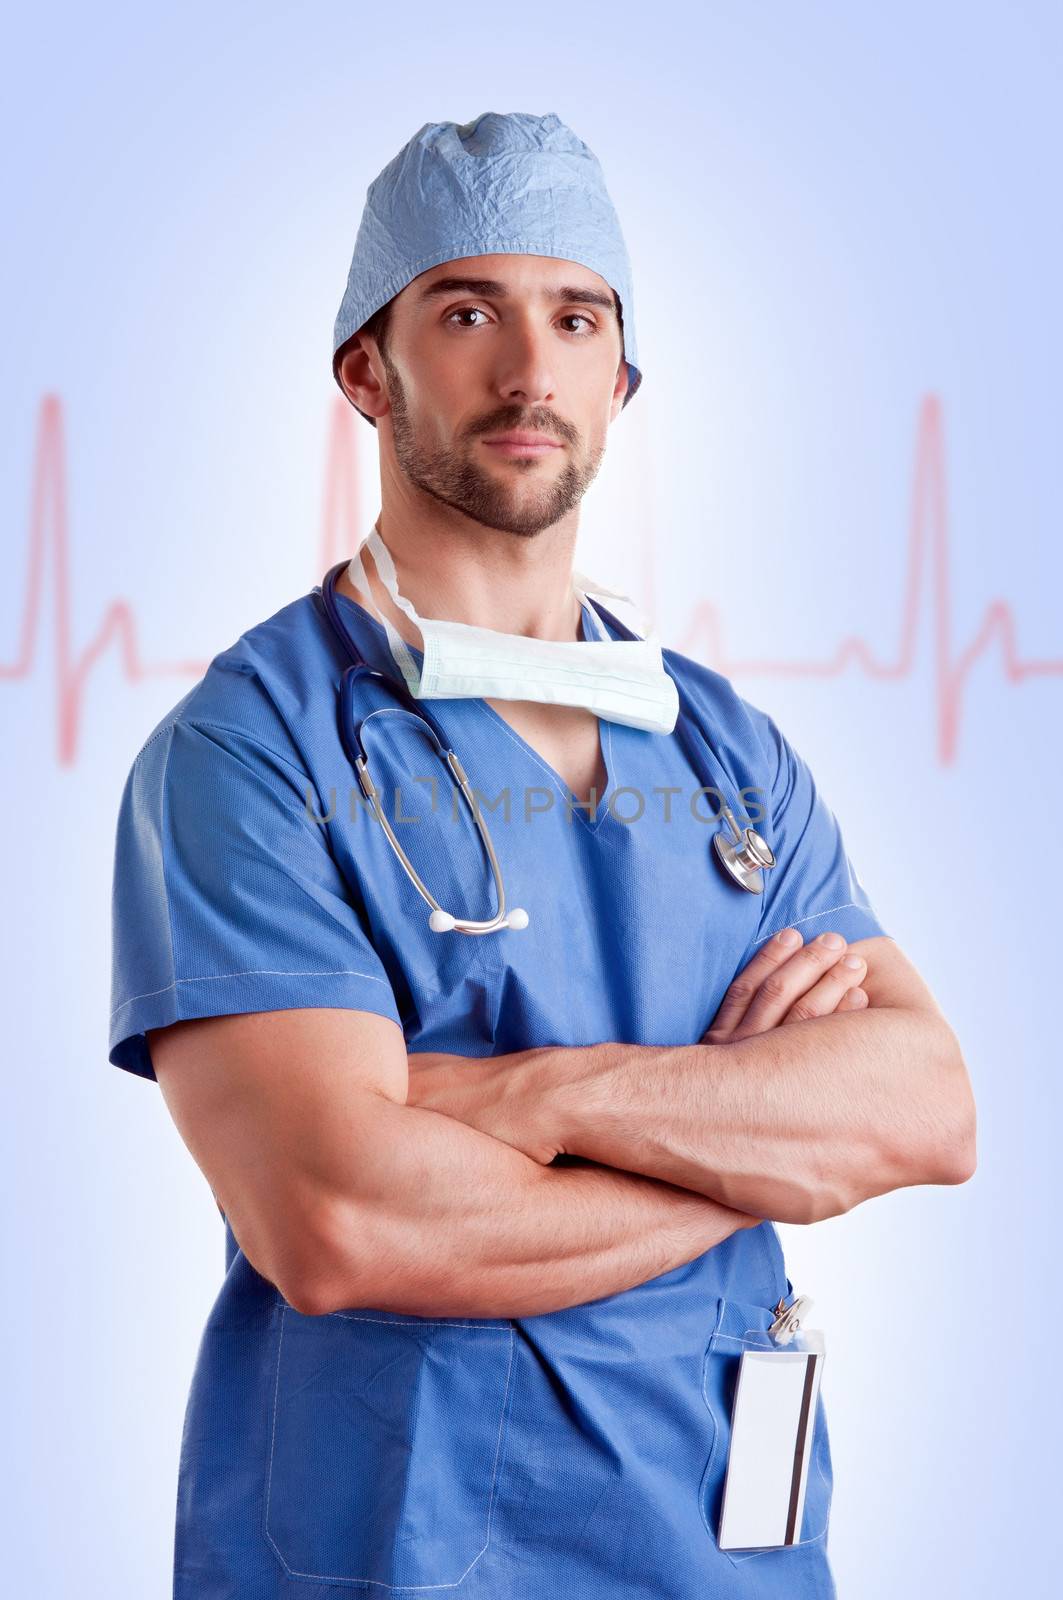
670, 392, 1062, 763
5, 391, 1060, 767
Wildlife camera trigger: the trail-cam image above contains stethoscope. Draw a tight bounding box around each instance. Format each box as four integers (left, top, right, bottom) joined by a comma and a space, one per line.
318, 560, 776, 934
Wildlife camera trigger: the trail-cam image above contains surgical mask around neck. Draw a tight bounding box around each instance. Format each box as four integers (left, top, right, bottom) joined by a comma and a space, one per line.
346, 526, 680, 736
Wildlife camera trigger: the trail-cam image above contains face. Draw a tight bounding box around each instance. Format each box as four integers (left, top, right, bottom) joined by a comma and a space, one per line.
363, 254, 629, 537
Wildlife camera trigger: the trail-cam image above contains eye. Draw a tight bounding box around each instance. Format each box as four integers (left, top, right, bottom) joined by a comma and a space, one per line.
445, 307, 491, 328
559, 313, 598, 336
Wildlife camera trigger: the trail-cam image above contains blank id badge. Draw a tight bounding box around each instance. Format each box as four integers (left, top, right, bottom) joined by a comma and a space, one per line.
717, 1294, 826, 1552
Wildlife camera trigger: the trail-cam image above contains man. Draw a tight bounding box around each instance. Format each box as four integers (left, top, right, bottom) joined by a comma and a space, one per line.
109, 111, 976, 1599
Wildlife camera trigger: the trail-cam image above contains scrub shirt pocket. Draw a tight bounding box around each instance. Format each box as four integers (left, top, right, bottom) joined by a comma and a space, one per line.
699, 1296, 833, 1567
262, 1299, 516, 1588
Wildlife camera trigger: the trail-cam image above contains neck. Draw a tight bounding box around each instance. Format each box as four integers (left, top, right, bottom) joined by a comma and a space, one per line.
339, 508, 587, 649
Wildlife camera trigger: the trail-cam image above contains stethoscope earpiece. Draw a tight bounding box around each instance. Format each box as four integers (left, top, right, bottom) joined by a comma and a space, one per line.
429, 906, 529, 933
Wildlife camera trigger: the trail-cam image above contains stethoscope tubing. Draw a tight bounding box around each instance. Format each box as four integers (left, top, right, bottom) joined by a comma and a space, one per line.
316, 560, 773, 921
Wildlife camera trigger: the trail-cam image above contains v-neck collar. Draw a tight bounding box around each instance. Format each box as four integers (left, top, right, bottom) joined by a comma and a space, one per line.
326, 585, 621, 835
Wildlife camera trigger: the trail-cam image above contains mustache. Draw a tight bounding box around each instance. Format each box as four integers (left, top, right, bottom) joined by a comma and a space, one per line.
471, 412, 578, 445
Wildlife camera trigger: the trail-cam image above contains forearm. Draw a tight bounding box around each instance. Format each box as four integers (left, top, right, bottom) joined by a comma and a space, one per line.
305, 1093, 759, 1320
535, 1009, 975, 1222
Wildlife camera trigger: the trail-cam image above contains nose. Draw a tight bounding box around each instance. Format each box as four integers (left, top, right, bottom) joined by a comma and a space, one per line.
494, 315, 557, 406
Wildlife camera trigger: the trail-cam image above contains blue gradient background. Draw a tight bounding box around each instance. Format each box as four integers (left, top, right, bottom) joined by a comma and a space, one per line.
3, 4, 1056, 1595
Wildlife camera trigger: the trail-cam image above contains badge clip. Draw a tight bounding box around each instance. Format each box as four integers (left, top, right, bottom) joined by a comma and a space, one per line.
769, 1292, 814, 1347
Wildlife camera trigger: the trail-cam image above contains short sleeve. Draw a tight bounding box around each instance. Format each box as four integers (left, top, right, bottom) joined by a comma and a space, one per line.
745, 710, 891, 954
109, 718, 402, 1082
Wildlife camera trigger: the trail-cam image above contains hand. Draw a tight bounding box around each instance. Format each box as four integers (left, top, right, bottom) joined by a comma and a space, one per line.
703, 929, 868, 1045
405, 1047, 562, 1165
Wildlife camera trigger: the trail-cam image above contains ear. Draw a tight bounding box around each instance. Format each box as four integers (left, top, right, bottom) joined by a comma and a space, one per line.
609, 357, 630, 421
338, 335, 390, 423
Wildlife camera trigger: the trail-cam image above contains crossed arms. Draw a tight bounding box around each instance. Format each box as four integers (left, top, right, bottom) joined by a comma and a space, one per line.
404, 932, 976, 1223
148, 929, 975, 1322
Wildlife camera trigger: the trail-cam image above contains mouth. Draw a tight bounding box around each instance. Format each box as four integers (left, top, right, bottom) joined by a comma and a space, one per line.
480, 431, 564, 459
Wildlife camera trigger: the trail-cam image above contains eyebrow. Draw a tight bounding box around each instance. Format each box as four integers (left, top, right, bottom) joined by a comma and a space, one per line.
415, 276, 618, 317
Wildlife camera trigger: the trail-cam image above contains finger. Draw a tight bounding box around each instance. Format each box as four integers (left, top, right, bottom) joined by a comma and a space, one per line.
729, 932, 855, 1038
836, 985, 868, 1011
704, 927, 807, 1042
778, 957, 867, 1025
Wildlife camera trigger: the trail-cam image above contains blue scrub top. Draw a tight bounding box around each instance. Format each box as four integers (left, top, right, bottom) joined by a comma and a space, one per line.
109, 579, 890, 1599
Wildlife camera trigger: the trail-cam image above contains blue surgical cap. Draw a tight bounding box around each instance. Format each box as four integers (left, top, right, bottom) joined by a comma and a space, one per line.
331, 111, 642, 417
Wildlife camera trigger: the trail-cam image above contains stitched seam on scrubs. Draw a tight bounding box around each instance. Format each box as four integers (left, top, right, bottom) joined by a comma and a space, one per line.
750, 903, 866, 951
109, 967, 394, 1020
181, 719, 370, 893
263, 1303, 286, 1573
263, 1303, 515, 1584
181, 718, 319, 786
327, 1310, 513, 1331
136, 720, 180, 758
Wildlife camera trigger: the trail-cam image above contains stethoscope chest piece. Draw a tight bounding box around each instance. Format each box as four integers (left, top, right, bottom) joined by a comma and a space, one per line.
713, 806, 777, 894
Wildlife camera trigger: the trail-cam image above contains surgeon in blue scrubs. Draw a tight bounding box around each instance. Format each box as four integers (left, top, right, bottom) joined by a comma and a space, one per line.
109, 112, 976, 1599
